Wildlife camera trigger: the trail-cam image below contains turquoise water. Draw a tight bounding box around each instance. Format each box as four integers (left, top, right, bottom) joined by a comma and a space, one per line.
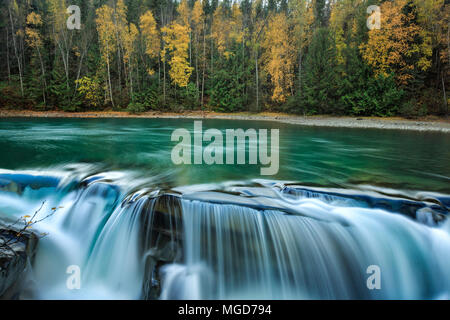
0, 118, 449, 300
0, 118, 448, 192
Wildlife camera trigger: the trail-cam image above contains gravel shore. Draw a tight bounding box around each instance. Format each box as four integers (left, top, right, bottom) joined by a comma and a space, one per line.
1, 110, 449, 133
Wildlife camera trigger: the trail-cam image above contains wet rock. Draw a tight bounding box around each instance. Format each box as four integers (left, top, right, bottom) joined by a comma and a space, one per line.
0, 179, 22, 195
0, 228, 38, 299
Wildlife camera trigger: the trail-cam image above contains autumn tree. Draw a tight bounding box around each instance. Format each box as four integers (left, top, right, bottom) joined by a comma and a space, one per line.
290, 0, 314, 92
96, 4, 117, 107
191, 0, 205, 99
360, 0, 432, 86
47, 0, 71, 89
262, 12, 295, 103
162, 22, 193, 88
412, 0, 448, 114
122, 23, 138, 97
212, 2, 243, 59
209, 1, 247, 112
140, 10, 160, 76
0, 0, 447, 117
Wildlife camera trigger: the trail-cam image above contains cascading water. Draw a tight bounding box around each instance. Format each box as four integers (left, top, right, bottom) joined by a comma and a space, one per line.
172, 199, 450, 299
0, 169, 449, 300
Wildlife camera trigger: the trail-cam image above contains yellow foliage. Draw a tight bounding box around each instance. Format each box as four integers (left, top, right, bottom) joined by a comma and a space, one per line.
140, 10, 160, 59
25, 12, 43, 49
212, 2, 243, 56
162, 22, 193, 87
76, 76, 101, 107
96, 5, 116, 61
262, 13, 296, 103
360, 0, 433, 85
191, 0, 204, 32
291, 0, 314, 54
177, 0, 191, 28
47, 0, 67, 29
26, 12, 42, 26
123, 23, 138, 64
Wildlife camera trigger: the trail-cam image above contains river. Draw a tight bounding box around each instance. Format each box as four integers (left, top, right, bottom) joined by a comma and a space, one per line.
0, 118, 449, 299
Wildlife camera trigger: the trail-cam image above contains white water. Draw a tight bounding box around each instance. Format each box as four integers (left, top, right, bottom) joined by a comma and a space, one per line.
0, 172, 449, 300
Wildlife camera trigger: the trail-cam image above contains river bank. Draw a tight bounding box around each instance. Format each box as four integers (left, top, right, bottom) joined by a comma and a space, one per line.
0, 110, 449, 132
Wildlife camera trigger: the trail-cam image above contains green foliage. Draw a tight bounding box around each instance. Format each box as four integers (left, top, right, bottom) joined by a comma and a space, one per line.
399, 98, 428, 119
127, 86, 159, 114
0, 81, 28, 109
209, 68, 245, 112
282, 94, 309, 115
48, 62, 74, 111
76, 76, 102, 109
25, 56, 46, 107
209, 48, 248, 112
301, 28, 339, 114
341, 74, 404, 117
178, 83, 200, 110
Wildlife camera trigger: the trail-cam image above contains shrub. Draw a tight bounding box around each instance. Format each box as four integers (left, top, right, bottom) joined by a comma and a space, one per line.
127, 87, 159, 114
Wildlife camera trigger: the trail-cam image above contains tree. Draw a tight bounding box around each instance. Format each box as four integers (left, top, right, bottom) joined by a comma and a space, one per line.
96, 4, 117, 107
25, 12, 47, 105
360, 0, 432, 86
192, 0, 205, 99
290, 0, 314, 94
7, 0, 24, 97
262, 12, 295, 103
162, 22, 193, 88
0, 0, 447, 117
302, 28, 338, 114
47, 0, 72, 90
122, 23, 139, 97
140, 10, 160, 71
75, 76, 102, 108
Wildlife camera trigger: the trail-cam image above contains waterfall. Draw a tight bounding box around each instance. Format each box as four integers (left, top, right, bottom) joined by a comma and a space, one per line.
161, 198, 450, 300
1, 171, 449, 300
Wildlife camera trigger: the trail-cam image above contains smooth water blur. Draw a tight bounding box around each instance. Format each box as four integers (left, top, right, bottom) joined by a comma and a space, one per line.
0, 118, 448, 192
0, 118, 449, 300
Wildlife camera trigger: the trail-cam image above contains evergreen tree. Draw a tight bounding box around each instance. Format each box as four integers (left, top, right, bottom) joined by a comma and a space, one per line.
301, 28, 338, 114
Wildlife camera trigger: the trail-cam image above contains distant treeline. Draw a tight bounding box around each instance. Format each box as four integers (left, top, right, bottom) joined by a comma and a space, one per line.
0, 0, 448, 117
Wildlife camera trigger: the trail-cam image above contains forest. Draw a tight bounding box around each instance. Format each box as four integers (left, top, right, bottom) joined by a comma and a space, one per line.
0, 0, 448, 117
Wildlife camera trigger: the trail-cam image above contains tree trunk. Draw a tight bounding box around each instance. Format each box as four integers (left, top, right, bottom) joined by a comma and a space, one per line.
106, 44, 115, 108
163, 55, 166, 105
75, 48, 87, 90
36, 47, 47, 105
255, 48, 259, 112
55, 35, 69, 89
195, 33, 199, 100
8, 6, 23, 97
443, 73, 448, 116
117, 47, 122, 97
298, 50, 302, 94
210, 33, 213, 75
189, 31, 192, 70
6, 27, 11, 84
201, 21, 206, 109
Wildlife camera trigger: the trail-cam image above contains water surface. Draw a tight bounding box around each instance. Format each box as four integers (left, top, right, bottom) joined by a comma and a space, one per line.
0, 118, 449, 300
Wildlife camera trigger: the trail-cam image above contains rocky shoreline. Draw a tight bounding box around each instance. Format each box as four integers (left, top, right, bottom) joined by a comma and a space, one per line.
0, 110, 449, 133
